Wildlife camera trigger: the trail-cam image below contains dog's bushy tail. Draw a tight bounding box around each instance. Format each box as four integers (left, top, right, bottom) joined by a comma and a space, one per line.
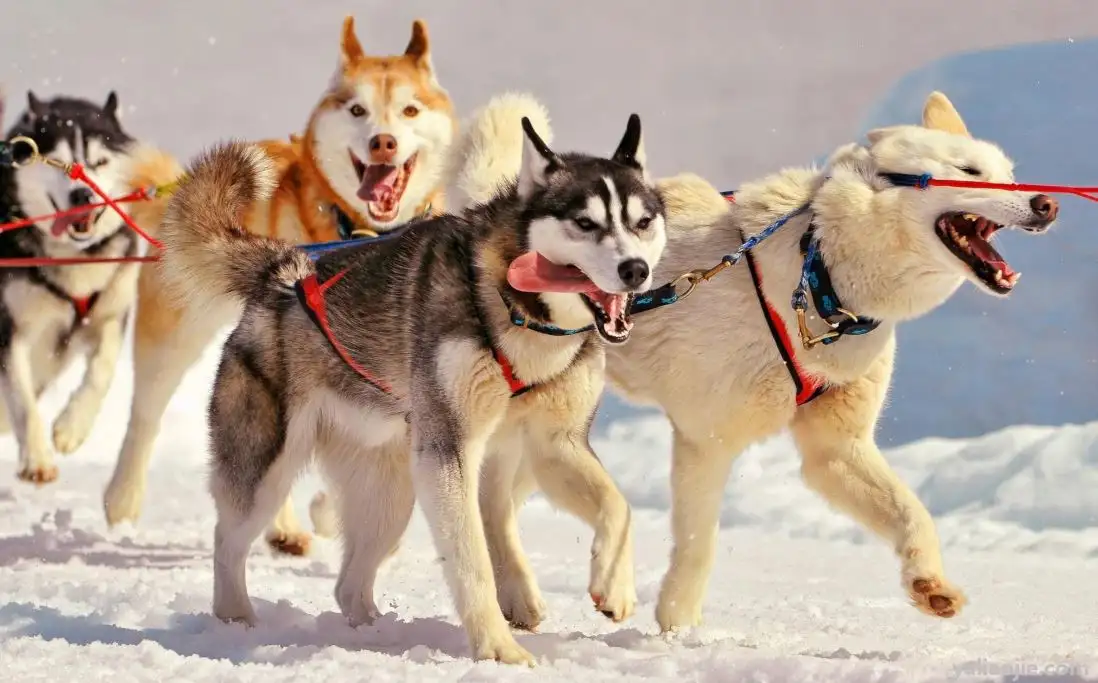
442, 92, 554, 208
158, 140, 312, 310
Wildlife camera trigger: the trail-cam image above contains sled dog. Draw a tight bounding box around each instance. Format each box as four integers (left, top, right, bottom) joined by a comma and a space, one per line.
156, 98, 666, 663
0, 90, 181, 484
456, 92, 1059, 631
102, 16, 459, 557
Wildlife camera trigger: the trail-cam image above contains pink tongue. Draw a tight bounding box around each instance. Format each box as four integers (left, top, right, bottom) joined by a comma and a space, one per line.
969, 238, 1015, 277
357, 165, 399, 202
507, 252, 601, 294
51, 215, 80, 237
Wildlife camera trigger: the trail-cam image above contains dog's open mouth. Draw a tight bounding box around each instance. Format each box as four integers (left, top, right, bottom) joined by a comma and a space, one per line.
507, 252, 633, 344
935, 211, 1020, 294
350, 150, 417, 223
50, 209, 101, 242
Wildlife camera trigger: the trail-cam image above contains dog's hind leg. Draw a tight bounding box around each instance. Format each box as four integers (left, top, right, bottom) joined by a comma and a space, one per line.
480, 434, 546, 631
103, 275, 233, 526
790, 337, 966, 619
208, 353, 313, 625
324, 437, 414, 627
1, 338, 57, 484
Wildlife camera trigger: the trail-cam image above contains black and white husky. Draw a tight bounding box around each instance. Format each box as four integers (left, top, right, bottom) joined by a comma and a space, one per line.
0, 90, 146, 483
155, 94, 667, 664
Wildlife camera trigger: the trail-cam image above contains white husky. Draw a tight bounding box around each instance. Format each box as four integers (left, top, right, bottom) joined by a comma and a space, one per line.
445, 91, 1060, 632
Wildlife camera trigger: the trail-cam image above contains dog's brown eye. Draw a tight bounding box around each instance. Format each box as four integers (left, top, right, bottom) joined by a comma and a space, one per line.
89, 159, 108, 170
574, 217, 599, 231
960, 166, 981, 176
402, 105, 420, 118
349, 104, 367, 118
635, 216, 651, 230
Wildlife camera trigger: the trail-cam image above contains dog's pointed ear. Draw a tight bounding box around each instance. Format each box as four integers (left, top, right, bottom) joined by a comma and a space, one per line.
517, 116, 558, 198
340, 15, 365, 66
405, 20, 430, 61
104, 91, 120, 119
404, 20, 439, 86
922, 91, 970, 137
865, 126, 905, 146
26, 90, 46, 119
612, 113, 647, 175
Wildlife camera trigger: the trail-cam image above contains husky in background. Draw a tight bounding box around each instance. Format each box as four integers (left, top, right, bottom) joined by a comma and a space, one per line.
102, 16, 460, 558
0, 89, 182, 484
452, 92, 1059, 632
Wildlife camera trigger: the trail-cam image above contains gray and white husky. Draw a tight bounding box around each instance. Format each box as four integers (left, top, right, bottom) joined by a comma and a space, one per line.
155, 98, 667, 664
0, 90, 169, 483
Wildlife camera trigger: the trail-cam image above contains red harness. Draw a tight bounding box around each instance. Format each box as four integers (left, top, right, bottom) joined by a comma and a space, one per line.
742, 246, 826, 406
31, 269, 99, 328
723, 194, 825, 406
295, 271, 530, 397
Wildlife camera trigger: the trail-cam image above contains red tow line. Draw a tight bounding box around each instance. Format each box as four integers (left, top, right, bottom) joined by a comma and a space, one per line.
0, 135, 167, 267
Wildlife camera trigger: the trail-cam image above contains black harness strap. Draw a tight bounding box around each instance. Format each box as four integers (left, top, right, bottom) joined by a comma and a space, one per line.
29, 269, 100, 328
740, 233, 827, 406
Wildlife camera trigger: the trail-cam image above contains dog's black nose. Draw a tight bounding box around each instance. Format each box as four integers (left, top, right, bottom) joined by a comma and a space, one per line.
1030, 194, 1058, 222
617, 259, 650, 288
69, 187, 94, 207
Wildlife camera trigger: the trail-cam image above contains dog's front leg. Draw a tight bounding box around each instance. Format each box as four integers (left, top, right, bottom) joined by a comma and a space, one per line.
410, 340, 533, 666
53, 316, 124, 454
790, 338, 966, 619
525, 424, 637, 623
411, 424, 534, 665
0, 338, 56, 483
656, 426, 741, 632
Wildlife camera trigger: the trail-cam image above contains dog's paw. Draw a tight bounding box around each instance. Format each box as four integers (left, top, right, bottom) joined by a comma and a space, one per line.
103, 474, 144, 527
17, 460, 58, 485
589, 578, 636, 623
498, 571, 547, 631
348, 602, 382, 628
52, 403, 95, 455
588, 547, 637, 622
907, 574, 967, 618
471, 632, 536, 666
655, 594, 702, 633
266, 530, 312, 557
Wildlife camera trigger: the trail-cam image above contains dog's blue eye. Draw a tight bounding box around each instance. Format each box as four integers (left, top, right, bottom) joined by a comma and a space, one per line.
960, 166, 981, 176
573, 217, 599, 231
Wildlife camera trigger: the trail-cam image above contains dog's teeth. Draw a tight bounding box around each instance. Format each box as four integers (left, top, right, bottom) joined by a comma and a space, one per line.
1008, 272, 1021, 284
994, 269, 1002, 280
957, 236, 969, 248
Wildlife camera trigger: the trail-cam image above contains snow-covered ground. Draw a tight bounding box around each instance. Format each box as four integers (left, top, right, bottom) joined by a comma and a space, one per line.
1, 332, 1096, 681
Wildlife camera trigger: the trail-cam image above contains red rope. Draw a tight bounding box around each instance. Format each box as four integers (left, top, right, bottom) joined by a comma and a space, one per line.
0, 162, 166, 268
926, 178, 1098, 202
67, 163, 164, 249
0, 188, 153, 234
0, 255, 159, 267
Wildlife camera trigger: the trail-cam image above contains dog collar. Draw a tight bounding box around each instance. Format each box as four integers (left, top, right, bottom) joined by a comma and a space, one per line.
331, 202, 433, 241
499, 289, 595, 336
